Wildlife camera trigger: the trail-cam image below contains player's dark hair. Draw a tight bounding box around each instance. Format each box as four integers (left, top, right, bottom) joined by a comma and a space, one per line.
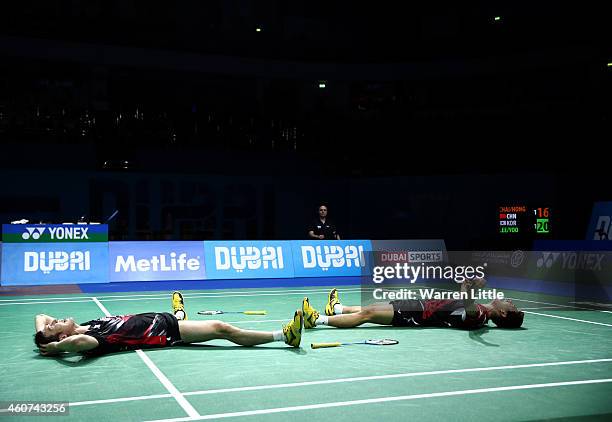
491, 310, 525, 328
34, 330, 60, 347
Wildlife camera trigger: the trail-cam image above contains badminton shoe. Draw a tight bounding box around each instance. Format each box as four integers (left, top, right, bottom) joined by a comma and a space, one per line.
325, 288, 340, 316
172, 291, 187, 320
302, 297, 320, 329
283, 310, 303, 347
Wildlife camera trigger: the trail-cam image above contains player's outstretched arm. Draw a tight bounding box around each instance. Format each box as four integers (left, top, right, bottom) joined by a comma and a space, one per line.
39, 335, 99, 355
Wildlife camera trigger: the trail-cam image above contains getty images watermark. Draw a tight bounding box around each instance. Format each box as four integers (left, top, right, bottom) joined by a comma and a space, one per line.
368, 261, 505, 301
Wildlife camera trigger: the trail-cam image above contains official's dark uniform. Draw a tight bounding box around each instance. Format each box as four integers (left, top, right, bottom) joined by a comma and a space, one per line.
308, 219, 339, 240
389, 299, 488, 329
81, 312, 182, 355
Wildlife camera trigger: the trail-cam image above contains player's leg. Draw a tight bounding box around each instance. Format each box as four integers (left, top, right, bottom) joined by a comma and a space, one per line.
324, 304, 394, 327
178, 310, 303, 347
324, 288, 388, 315
304, 297, 394, 328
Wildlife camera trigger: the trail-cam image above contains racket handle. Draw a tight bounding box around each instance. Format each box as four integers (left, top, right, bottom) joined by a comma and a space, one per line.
311, 342, 342, 349
243, 311, 267, 315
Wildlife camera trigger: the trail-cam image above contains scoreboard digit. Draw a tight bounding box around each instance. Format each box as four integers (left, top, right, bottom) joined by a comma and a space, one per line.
533, 207, 551, 234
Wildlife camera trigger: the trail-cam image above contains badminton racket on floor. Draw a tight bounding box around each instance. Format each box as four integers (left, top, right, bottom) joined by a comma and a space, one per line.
197, 310, 267, 315
311, 339, 398, 349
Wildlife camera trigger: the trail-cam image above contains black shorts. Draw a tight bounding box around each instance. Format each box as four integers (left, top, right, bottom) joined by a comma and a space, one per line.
389, 300, 425, 327
159, 312, 183, 345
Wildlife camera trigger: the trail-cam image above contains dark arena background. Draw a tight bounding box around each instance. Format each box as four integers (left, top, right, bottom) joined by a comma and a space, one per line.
1, 2, 611, 421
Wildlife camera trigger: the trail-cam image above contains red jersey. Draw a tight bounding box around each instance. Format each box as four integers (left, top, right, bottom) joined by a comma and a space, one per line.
81, 312, 181, 355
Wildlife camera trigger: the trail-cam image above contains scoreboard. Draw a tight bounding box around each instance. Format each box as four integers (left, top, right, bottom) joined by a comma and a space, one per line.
498, 205, 551, 236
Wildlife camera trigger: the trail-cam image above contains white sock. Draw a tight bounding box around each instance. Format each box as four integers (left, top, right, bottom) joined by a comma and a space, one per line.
334, 304, 343, 315
272, 330, 284, 342
316, 315, 329, 325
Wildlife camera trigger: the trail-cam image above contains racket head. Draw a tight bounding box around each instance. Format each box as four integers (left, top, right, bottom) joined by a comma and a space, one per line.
197, 310, 223, 315
365, 339, 399, 345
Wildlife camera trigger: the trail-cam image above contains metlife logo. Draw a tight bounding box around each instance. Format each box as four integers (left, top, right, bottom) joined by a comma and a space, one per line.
109, 242, 206, 281
115, 253, 200, 273
204, 241, 294, 279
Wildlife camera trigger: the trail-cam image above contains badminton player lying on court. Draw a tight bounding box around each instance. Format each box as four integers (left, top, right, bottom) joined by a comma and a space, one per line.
34, 292, 303, 356
302, 279, 524, 330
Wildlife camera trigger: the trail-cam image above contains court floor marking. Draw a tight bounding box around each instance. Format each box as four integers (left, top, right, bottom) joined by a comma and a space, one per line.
146, 378, 612, 422
520, 306, 568, 310
91, 298, 200, 418
510, 298, 612, 314
226, 319, 287, 324
432, 287, 612, 315
523, 311, 612, 327
0, 288, 365, 306
0, 287, 365, 303
0, 299, 98, 306
66, 358, 612, 408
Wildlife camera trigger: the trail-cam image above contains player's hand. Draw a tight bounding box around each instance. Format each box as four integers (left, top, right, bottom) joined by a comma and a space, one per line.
318, 235, 325, 239
463, 277, 486, 290
472, 277, 487, 288
39, 342, 60, 356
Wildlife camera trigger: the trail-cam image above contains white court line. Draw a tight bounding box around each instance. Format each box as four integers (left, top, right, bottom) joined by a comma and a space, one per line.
0, 287, 363, 303
91, 298, 200, 418
225, 319, 287, 324
520, 306, 569, 310
430, 287, 612, 315
65, 358, 612, 408
146, 378, 612, 422
71, 393, 172, 407
511, 298, 612, 314
523, 311, 612, 327
0, 288, 364, 306
0, 299, 95, 306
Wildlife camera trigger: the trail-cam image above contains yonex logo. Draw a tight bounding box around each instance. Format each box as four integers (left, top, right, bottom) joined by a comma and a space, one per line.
536, 251, 604, 270
536, 252, 560, 268
22, 227, 46, 240
21, 226, 89, 241
214, 246, 284, 273
301, 245, 365, 271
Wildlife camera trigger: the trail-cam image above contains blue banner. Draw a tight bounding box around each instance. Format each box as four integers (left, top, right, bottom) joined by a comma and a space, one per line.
291, 240, 372, 278
586, 202, 612, 241
109, 241, 206, 282
1, 242, 109, 285
203, 241, 294, 279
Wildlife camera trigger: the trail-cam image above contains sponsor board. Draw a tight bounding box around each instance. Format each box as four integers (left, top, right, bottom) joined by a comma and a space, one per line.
203, 241, 294, 279
291, 240, 372, 278
1, 242, 109, 285
109, 241, 206, 281
586, 202, 612, 241
2, 224, 108, 243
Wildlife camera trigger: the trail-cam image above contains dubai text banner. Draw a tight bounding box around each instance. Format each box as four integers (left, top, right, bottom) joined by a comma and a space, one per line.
203, 240, 294, 279
1, 242, 109, 285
